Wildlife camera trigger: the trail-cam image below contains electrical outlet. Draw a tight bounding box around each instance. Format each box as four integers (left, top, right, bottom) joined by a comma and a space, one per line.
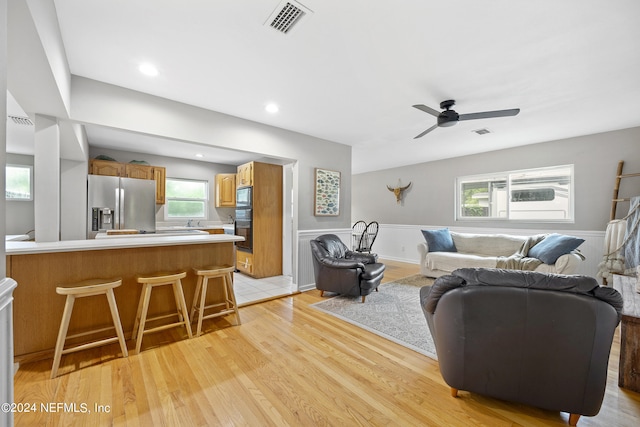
401, 246, 405, 252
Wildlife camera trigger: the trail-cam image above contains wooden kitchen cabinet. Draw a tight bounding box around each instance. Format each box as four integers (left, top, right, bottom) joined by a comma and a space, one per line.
89, 159, 166, 204
237, 162, 253, 187
215, 173, 236, 207
236, 251, 254, 275
153, 166, 166, 205
90, 159, 125, 176
235, 161, 282, 278
125, 163, 154, 179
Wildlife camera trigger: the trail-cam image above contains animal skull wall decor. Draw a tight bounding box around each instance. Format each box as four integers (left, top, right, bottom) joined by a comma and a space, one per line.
387, 181, 411, 204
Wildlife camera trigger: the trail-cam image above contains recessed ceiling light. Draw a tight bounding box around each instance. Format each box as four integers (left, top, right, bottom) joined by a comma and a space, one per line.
195, 153, 204, 158
139, 63, 159, 77
265, 103, 279, 113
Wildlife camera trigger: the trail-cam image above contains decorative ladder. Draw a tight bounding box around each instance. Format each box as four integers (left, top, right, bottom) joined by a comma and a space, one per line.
611, 160, 640, 220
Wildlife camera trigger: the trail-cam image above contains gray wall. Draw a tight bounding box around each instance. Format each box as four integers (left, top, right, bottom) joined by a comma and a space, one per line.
72, 76, 352, 232
5, 153, 34, 235
352, 126, 640, 232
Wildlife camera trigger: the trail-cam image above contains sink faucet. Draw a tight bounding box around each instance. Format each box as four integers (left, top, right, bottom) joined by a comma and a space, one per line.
187, 219, 193, 227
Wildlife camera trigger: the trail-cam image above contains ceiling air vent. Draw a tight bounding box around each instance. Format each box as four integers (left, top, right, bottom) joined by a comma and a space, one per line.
472, 128, 491, 135
8, 115, 34, 126
265, 1, 312, 34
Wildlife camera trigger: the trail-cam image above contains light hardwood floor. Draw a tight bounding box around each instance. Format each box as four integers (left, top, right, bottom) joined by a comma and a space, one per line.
13, 260, 640, 426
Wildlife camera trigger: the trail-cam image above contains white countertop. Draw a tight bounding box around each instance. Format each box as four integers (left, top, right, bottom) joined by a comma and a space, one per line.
6, 233, 244, 255
6, 234, 30, 241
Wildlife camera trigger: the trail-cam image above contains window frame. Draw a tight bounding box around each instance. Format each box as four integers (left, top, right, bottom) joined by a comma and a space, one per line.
164, 177, 209, 220
5, 164, 34, 201
455, 164, 575, 223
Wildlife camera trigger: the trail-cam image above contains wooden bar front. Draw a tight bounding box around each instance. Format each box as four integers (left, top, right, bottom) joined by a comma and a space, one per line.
8, 241, 234, 361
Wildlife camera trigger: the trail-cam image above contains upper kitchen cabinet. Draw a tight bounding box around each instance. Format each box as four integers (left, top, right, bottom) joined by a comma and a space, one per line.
89, 159, 166, 204
153, 166, 166, 205
90, 159, 125, 176
125, 163, 154, 180
215, 174, 236, 207
237, 162, 253, 187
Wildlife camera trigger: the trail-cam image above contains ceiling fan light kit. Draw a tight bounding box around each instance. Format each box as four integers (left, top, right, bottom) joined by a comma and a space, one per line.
413, 99, 520, 139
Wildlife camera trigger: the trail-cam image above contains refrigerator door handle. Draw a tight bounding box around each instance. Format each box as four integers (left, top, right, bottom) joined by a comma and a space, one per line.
115, 188, 121, 230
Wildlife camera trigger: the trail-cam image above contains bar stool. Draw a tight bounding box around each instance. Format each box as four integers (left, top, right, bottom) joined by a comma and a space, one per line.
132, 271, 193, 354
190, 265, 241, 336
51, 278, 128, 379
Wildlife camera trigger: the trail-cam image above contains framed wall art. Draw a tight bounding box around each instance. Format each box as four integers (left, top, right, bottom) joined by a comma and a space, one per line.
314, 168, 340, 216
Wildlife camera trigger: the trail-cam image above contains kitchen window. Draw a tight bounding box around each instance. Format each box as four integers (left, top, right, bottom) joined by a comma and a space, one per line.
456, 165, 574, 222
165, 178, 208, 219
6, 164, 33, 201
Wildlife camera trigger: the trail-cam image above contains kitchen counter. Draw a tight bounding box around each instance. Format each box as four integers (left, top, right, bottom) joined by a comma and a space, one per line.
7, 234, 243, 360
6, 233, 243, 255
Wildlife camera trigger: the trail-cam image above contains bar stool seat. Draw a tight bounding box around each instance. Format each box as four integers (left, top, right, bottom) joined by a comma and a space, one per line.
51, 278, 128, 379
190, 265, 241, 336
132, 271, 193, 354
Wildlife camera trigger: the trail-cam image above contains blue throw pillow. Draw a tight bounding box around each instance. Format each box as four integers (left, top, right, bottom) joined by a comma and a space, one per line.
528, 233, 585, 264
421, 228, 457, 252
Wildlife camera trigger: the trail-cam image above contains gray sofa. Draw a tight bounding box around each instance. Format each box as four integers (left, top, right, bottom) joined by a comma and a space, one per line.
420, 268, 622, 426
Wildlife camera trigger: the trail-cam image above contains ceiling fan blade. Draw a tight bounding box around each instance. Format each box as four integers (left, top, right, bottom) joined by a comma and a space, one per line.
412, 104, 441, 117
458, 108, 520, 121
414, 124, 438, 139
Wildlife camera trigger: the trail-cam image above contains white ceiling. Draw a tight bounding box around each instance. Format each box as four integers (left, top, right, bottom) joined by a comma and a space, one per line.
8, 0, 640, 174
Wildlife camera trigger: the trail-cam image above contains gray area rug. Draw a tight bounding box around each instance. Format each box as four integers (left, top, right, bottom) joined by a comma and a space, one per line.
311, 274, 437, 360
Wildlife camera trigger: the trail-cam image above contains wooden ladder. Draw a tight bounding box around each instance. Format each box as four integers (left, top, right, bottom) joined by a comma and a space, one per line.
611, 160, 640, 220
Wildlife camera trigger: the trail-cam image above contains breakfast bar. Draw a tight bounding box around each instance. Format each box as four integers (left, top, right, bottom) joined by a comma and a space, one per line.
6, 234, 243, 362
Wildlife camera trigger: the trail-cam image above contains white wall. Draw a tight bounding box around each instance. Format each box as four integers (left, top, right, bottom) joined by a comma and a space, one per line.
1, 1, 13, 424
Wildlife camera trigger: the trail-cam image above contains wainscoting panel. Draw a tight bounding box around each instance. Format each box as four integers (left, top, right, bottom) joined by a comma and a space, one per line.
371, 224, 605, 278
297, 229, 352, 291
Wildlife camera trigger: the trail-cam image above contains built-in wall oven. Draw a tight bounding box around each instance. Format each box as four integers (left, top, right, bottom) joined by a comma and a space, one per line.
235, 187, 253, 252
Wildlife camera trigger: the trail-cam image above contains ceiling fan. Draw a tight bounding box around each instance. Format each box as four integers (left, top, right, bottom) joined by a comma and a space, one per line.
412, 99, 520, 139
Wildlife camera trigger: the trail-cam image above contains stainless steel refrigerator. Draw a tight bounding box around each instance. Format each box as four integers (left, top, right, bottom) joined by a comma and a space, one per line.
87, 175, 156, 238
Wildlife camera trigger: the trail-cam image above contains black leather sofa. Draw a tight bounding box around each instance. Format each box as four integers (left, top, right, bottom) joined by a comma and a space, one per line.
420, 268, 623, 426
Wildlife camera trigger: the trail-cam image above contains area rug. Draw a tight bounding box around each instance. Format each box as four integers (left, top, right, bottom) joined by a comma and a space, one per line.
311, 274, 437, 360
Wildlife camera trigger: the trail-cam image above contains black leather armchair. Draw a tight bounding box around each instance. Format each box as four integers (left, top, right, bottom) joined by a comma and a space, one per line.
310, 234, 385, 302
420, 268, 623, 426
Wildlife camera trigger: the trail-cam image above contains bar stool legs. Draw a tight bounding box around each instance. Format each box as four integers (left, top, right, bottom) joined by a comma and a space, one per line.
51, 278, 128, 379
132, 271, 193, 354
190, 266, 241, 336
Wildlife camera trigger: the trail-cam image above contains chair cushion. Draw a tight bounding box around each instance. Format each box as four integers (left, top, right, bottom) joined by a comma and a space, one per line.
451, 232, 525, 256
421, 228, 457, 252
527, 233, 584, 264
